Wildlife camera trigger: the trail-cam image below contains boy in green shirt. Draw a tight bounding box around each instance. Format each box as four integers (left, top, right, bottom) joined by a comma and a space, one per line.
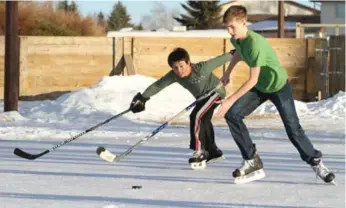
130, 47, 233, 170
217, 5, 335, 184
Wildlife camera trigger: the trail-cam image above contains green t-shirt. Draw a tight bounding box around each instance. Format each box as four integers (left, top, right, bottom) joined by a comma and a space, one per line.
142, 53, 233, 99
231, 30, 287, 93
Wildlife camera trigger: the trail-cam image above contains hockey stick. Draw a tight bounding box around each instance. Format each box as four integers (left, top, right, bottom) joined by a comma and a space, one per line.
97, 87, 221, 163
14, 108, 131, 160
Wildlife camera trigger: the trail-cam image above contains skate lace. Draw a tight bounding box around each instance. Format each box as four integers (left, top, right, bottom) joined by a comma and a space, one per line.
239, 159, 255, 171
192, 151, 202, 158
313, 161, 329, 178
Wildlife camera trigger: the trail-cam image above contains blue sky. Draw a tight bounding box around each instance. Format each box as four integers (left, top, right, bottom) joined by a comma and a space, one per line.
77, 1, 185, 24
76, 1, 315, 25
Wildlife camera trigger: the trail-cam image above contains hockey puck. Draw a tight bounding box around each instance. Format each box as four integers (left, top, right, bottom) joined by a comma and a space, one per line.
132, 185, 142, 189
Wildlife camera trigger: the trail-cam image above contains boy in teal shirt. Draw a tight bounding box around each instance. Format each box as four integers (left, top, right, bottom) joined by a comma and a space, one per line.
217, 5, 335, 184
130, 47, 233, 169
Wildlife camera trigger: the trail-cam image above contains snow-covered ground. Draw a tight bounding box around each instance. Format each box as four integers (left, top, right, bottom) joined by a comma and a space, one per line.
0, 75, 345, 208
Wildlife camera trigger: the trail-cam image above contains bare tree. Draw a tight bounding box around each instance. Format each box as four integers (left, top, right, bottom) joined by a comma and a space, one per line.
140, 2, 180, 30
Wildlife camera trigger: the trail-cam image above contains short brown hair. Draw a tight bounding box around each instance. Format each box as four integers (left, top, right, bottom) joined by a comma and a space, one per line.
167, 48, 190, 68
223, 5, 247, 23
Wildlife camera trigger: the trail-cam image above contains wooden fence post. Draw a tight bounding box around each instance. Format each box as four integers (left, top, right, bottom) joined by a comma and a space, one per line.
4, 1, 19, 111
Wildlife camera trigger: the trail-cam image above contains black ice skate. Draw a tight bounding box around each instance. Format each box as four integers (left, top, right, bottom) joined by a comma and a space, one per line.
310, 158, 336, 185
232, 154, 265, 184
207, 148, 225, 164
189, 151, 208, 170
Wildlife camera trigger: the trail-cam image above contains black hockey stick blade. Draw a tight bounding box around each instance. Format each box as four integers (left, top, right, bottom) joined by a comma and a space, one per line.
14, 148, 49, 160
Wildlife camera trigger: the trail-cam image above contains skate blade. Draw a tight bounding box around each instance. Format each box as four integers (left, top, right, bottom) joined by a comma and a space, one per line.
330, 180, 337, 186
190, 161, 206, 170
99, 149, 117, 162
234, 169, 265, 184
207, 155, 226, 164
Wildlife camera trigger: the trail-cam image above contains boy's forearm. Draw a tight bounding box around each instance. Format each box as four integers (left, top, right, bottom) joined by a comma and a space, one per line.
224, 51, 241, 75
142, 84, 161, 99
205, 53, 233, 72
142, 71, 176, 98
142, 78, 172, 98
228, 79, 256, 102
227, 66, 260, 102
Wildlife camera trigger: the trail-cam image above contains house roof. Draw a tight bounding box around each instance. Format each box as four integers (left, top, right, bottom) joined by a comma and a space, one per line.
248, 20, 297, 31
247, 14, 277, 23
246, 14, 320, 24
267, 15, 320, 23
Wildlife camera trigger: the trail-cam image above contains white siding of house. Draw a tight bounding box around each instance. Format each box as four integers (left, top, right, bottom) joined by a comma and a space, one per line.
321, 2, 345, 35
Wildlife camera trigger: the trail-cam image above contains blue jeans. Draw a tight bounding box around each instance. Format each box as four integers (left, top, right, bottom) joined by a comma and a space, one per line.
224, 81, 322, 164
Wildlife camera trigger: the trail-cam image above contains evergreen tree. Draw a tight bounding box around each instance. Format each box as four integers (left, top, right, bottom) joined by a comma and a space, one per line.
174, 1, 221, 30
57, 0, 79, 14
57, 0, 69, 11
97, 11, 107, 32
69, 1, 78, 13
133, 23, 144, 31
97, 12, 105, 26
107, 2, 133, 31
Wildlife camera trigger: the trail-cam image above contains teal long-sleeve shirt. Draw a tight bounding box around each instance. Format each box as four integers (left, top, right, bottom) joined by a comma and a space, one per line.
142, 52, 233, 99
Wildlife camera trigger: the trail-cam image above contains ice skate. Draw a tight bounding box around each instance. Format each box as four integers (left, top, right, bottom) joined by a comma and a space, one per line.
233, 154, 265, 184
310, 158, 336, 185
189, 151, 208, 170
207, 148, 225, 164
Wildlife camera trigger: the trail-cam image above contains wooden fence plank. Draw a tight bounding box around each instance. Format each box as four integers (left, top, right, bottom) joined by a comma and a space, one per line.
124, 54, 136, 75
329, 36, 345, 95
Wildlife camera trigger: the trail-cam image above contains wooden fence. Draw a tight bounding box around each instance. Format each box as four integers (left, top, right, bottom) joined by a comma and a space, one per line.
308, 36, 345, 100
112, 37, 316, 101
0, 36, 113, 100
0, 36, 342, 101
